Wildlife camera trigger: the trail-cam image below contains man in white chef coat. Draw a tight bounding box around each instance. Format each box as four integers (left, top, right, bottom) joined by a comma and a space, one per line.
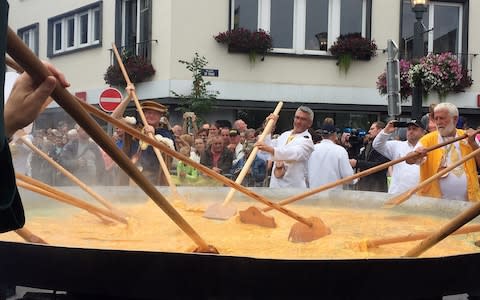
255, 106, 314, 188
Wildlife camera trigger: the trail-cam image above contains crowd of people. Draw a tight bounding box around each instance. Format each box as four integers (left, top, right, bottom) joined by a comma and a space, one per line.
9, 98, 480, 204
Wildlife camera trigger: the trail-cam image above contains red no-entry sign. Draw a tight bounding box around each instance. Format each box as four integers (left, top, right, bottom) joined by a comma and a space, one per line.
99, 88, 123, 112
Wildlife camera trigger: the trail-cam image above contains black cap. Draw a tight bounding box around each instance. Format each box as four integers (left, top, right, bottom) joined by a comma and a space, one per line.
319, 124, 337, 135
407, 119, 425, 130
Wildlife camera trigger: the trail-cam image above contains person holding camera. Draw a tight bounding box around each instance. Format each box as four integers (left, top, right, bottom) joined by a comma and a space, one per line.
350, 121, 390, 192
372, 120, 425, 194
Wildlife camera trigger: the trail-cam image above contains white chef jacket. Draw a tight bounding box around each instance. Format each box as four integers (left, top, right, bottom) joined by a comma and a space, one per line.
265, 129, 313, 188
372, 130, 420, 194
307, 139, 353, 190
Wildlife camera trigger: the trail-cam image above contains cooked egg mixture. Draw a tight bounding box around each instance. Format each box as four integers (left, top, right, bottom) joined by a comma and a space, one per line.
1, 199, 479, 259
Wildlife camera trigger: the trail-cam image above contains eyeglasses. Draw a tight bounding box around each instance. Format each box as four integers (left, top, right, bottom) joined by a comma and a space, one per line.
294, 115, 310, 122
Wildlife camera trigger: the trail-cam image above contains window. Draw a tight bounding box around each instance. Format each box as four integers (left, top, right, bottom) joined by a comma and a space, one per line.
48, 2, 102, 56
400, 0, 465, 58
117, 0, 152, 59
231, 0, 371, 55
18, 23, 39, 55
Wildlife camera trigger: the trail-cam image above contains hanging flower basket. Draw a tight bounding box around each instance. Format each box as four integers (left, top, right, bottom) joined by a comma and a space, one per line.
328, 33, 377, 74
104, 55, 156, 86
214, 28, 273, 63
407, 52, 473, 99
376, 59, 413, 102
376, 52, 473, 101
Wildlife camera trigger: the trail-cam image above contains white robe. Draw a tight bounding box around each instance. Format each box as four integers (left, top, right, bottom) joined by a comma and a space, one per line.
307, 139, 353, 190
266, 129, 313, 188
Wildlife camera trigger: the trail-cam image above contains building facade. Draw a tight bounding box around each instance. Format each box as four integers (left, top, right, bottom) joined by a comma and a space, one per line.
7, 0, 479, 132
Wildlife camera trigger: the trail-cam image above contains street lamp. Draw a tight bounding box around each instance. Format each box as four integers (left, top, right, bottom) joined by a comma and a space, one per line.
411, 0, 428, 121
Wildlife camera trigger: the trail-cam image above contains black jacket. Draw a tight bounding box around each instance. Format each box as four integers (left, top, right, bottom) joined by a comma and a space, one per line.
355, 141, 390, 192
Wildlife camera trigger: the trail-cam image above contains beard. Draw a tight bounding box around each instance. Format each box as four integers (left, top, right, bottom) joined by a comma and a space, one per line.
437, 122, 456, 137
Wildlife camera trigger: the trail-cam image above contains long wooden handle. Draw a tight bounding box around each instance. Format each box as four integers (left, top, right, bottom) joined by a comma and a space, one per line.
221, 101, 283, 206
7, 27, 212, 253
18, 135, 119, 214
16, 173, 128, 224
404, 154, 480, 257
77, 99, 315, 227
262, 132, 474, 213
14, 227, 47, 244
111, 43, 178, 196
405, 203, 480, 257
362, 223, 480, 249
385, 146, 480, 208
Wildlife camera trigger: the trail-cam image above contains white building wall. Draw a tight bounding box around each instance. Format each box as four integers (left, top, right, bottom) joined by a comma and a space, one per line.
6, 0, 480, 111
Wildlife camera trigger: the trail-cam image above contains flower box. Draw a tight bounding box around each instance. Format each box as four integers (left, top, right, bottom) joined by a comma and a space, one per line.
214, 28, 273, 63
328, 33, 377, 73
104, 55, 155, 86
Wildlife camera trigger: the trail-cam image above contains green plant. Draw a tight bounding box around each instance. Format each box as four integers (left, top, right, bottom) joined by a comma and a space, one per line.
328, 33, 377, 74
214, 28, 273, 63
104, 51, 155, 86
171, 53, 219, 118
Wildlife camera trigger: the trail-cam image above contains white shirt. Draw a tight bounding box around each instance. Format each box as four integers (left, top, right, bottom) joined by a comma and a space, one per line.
307, 139, 353, 190
266, 129, 314, 188
11, 134, 33, 176
372, 130, 420, 194
232, 142, 244, 165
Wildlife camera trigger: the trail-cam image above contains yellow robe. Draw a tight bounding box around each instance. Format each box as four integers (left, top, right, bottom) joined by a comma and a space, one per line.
418, 129, 480, 201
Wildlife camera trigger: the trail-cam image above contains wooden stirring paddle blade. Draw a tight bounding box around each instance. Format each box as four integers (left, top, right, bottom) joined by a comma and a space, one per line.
288, 217, 331, 243
203, 202, 237, 220
238, 206, 276, 228
193, 244, 220, 254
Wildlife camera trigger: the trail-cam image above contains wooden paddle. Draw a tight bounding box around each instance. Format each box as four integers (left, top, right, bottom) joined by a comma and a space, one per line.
16, 134, 125, 218
261, 132, 474, 213
384, 146, 480, 208
203, 101, 283, 220
111, 43, 184, 202
7, 27, 217, 254
78, 100, 331, 243
14, 227, 47, 244
354, 223, 480, 250
404, 191, 480, 257
16, 173, 128, 224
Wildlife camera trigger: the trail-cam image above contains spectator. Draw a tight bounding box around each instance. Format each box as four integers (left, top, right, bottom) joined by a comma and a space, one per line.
200, 135, 233, 175
350, 121, 390, 192
191, 137, 206, 163
220, 128, 231, 147
233, 119, 248, 133
59, 126, 105, 185
227, 128, 245, 168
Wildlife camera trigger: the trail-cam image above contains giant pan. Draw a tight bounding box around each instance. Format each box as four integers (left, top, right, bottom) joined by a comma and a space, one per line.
1, 186, 479, 299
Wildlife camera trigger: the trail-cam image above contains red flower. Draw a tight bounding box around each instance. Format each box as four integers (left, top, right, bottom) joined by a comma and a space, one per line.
104, 55, 155, 86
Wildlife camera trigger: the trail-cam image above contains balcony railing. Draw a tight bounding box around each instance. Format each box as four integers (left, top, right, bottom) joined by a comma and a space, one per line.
108, 39, 158, 65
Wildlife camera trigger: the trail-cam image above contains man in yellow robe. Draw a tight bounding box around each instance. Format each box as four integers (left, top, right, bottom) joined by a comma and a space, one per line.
406, 102, 480, 201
